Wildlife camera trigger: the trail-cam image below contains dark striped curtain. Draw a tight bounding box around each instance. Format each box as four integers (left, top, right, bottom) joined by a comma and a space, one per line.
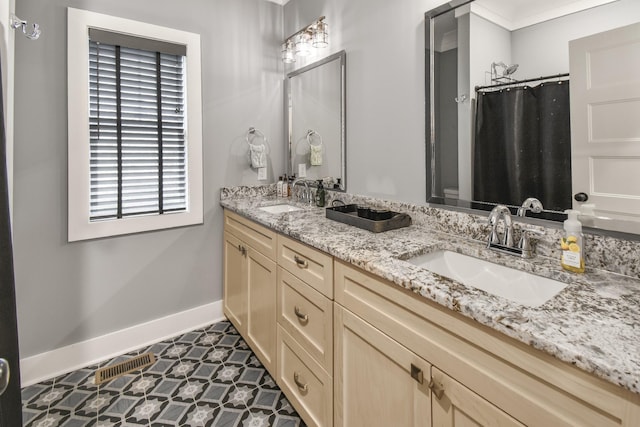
473, 81, 572, 212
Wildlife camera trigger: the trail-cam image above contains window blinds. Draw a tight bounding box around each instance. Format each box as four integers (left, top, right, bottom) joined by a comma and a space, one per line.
89, 37, 187, 221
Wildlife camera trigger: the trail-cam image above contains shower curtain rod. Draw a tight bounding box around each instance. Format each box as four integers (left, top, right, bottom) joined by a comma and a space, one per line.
475, 72, 569, 92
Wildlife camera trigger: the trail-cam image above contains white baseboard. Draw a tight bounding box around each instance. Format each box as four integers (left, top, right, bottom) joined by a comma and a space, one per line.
20, 300, 224, 387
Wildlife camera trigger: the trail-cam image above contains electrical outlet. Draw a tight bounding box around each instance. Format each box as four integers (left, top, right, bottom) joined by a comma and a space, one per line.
257, 167, 267, 180
298, 163, 306, 178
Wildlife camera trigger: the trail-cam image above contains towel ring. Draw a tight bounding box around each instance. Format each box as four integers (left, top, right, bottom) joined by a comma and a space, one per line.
306, 130, 323, 147
246, 127, 267, 147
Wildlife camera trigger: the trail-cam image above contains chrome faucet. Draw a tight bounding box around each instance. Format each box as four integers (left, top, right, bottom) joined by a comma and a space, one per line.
488, 205, 514, 247
291, 178, 312, 204
517, 197, 543, 217
486, 203, 545, 258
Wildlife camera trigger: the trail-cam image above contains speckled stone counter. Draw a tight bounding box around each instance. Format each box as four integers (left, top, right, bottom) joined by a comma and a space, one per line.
220, 187, 640, 395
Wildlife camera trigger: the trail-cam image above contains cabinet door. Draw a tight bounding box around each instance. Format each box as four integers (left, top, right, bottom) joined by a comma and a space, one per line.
223, 231, 247, 335
431, 367, 524, 427
246, 246, 277, 373
334, 306, 431, 427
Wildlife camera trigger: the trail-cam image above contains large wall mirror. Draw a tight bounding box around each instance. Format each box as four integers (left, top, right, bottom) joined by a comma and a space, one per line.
286, 50, 346, 190
426, 0, 640, 235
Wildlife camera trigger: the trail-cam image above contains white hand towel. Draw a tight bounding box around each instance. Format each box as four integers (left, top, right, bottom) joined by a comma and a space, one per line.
249, 144, 267, 168
310, 144, 323, 166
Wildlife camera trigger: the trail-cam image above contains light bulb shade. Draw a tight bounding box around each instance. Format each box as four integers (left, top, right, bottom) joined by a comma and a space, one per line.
312, 21, 328, 48
295, 32, 312, 57
282, 40, 296, 63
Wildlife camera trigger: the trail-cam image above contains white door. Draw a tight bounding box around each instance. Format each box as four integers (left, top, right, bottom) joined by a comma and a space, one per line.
569, 22, 640, 226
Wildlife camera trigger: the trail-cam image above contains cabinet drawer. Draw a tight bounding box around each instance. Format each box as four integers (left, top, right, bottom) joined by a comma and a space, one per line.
224, 210, 276, 259
278, 235, 333, 298
277, 326, 332, 427
277, 266, 333, 372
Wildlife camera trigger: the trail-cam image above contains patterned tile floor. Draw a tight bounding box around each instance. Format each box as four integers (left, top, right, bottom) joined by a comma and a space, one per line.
21, 321, 307, 426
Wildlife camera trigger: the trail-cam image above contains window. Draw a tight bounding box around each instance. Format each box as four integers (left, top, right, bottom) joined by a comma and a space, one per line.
67, 8, 203, 241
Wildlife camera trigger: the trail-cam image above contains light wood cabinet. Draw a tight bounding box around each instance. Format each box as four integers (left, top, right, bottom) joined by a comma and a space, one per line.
224, 209, 640, 427
430, 367, 523, 427
276, 235, 334, 427
223, 231, 247, 334
334, 305, 431, 427
277, 326, 333, 427
223, 210, 277, 373
334, 259, 640, 427
334, 305, 521, 427
245, 246, 277, 373
278, 234, 333, 298
278, 266, 333, 371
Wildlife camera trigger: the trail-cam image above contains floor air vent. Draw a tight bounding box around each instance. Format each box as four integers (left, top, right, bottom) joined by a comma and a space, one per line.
95, 352, 156, 384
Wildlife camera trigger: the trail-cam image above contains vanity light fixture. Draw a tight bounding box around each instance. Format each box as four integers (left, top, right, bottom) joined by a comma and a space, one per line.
282, 16, 328, 63
282, 39, 296, 63
295, 31, 312, 56
311, 19, 328, 48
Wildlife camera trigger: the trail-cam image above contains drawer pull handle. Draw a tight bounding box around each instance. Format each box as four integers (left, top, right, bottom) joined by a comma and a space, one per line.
428, 379, 445, 400
237, 244, 246, 256
294, 255, 308, 269
293, 371, 308, 393
410, 364, 423, 384
294, 306, 309, 323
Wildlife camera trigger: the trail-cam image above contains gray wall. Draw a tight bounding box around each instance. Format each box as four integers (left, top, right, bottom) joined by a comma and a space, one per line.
13, 0, 284, 358
512, 0, 640, 78
284, 0, 449, 203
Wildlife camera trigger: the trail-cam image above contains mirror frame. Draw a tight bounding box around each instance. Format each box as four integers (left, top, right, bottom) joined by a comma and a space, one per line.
424, 1, 640, 239
285, 50, 347, 191
425, 2, 470, 209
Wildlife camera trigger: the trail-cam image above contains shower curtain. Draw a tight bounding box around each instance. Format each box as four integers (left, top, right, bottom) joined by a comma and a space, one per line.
0, 57, 22, 425
473, 81, 572, 212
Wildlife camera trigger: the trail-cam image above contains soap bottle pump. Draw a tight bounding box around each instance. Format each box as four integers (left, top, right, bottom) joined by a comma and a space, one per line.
561, 209, 585, 273
276, 176, 283, 197
315, 179, 326, 207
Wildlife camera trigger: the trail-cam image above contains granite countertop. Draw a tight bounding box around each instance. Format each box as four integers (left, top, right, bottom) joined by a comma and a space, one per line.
220, 194, 640, 395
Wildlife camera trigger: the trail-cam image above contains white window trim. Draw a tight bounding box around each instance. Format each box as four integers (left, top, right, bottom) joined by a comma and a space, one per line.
67, 8, 203, 242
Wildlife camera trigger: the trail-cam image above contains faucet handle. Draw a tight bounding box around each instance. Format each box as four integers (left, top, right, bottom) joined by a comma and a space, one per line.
518, 228, 545, 257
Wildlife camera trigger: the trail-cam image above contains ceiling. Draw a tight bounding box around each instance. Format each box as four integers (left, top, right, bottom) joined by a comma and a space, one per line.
268, 0, 618, 30
472, 0, 619, 30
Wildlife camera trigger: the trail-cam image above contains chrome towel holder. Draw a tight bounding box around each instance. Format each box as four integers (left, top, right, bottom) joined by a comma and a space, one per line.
10, 14, 41, 40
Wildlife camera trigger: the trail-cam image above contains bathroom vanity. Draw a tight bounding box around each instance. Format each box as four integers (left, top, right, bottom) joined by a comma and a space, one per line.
221, 190, 640, 427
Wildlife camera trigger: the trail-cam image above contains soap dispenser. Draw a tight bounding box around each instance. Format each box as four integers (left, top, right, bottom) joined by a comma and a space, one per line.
277, 176, 283, 197
315, 179, 326, 207
560, 209, 585, 273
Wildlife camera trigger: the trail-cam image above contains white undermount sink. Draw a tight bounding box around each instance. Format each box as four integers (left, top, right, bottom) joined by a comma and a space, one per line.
258, 204, 304, 214
407, 250, 567, 307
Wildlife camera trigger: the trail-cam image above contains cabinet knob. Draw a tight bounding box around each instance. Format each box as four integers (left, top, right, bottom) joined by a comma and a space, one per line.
293, 371, 308, 393
294, 255, 308, 269
294, 306, 309, 323
428, 379, 445, 400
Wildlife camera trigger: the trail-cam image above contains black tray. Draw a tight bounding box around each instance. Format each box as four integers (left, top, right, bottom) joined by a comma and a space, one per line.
326, 204, 412, 233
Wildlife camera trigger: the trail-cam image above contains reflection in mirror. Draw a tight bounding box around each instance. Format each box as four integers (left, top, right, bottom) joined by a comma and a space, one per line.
426, 0, 640, 234
287, 50, 346, 191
